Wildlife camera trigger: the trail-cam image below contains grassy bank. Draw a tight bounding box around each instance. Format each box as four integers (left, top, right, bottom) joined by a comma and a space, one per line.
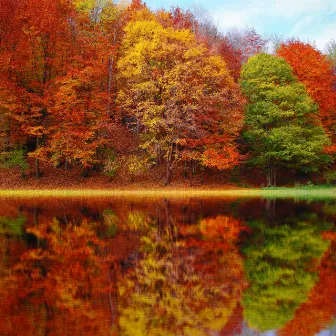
0, 188, 334, 200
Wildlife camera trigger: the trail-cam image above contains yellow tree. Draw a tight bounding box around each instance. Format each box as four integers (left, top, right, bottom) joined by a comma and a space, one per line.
117, 212, 248, 335
117, 13, 244, 184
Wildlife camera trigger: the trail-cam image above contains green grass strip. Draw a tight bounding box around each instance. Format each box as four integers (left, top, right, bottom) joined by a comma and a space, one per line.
0, 188, 334, 200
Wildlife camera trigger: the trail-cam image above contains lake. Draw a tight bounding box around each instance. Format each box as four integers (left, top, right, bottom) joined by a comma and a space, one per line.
0, 196, 335, 335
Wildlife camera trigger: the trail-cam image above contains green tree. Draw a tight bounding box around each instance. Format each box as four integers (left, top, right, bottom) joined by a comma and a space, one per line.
242, 214, 331, 332
240, 53, 331, 187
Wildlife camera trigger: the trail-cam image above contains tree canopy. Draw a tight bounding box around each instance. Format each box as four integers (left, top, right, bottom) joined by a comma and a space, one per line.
240, 53, 331, 186
0, 0, 335, 186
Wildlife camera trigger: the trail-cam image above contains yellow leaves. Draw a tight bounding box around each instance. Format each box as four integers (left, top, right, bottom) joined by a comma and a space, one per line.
177, 138, 187, 146
124, 211, 148, 231
73, 0, 103, 14
128, 7, 156, 22
25, 125, 45, 136
99, 1, 119, 25
122, 20, 164, 48
119, 20, 199, 81
119, 21, 168, 79
207, 55, 231, 77
28, 146, 48, 161
183, 45, 204, 60
117, 14, 244, 175
119, 307, 148, 336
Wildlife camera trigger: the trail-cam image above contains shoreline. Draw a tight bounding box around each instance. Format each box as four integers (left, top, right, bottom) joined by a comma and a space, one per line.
0, 188, 335, 199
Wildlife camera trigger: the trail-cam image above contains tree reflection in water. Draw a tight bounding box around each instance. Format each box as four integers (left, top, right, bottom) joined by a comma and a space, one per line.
0, 198, 334, 335
241, 213, 331, 332
118, 200, 247, 335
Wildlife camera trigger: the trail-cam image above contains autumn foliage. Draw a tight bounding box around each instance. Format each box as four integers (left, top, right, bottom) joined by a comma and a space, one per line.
0, 0, 335, 186
277, 41, 336, 152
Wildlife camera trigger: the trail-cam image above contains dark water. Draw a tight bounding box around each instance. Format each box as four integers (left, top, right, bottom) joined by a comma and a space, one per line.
0, 196, 335, 336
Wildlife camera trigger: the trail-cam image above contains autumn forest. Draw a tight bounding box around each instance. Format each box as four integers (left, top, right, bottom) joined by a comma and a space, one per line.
1, 0, 336, 188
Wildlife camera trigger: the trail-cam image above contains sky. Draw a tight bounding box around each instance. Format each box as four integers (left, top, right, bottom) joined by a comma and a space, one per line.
143, 0, 336, 50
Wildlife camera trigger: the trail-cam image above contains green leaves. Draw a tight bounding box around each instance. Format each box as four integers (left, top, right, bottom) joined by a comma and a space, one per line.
240, 53, 331, 180
0, 149, 28, 173
242, 216, 331, 331
0, 214, 26, 236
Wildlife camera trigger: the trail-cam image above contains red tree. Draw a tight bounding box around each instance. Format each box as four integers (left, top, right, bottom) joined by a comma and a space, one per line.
277, 40, 336, 151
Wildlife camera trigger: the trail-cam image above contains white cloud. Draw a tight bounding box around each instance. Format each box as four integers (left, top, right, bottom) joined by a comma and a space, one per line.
213, 9, 250, 30
289, 15, 313, 35
208, 0, 335, 51
211, 0, 335, 25
270, 0, 334, 18
311, 23, 336, 50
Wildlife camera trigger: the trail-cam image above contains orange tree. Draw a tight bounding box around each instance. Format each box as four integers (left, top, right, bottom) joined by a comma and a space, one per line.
0, 0, 74, 177
277, 40, 336, 153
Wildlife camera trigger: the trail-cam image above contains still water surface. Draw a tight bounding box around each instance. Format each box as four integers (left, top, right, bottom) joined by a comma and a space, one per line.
0, 196, 335, 335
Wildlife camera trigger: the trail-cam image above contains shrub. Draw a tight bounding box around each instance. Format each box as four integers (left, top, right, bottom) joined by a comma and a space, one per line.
324, 170, 336, 185
127, 155, 151, 179
0, 149, 28, 175
103, 152, 119, 178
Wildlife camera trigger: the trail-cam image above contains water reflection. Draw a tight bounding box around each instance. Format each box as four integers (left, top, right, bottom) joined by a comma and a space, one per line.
242, 213, 330, 332
0, 197, 335, 335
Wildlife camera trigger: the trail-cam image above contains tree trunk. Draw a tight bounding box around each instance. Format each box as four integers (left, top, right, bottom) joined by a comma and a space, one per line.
183, 161, 188, 180
5, 129, 10, 152
107, 30, 119, 118
189, 160, 197, 186
266, 161, 277, 187
156, 143, 161, 165
165, 161, 172, 186
273, 166, 277, 187
165, 144, 175, 186
192, 160, 196, 174
107, 56, 114, 117
35, 136, 40, 179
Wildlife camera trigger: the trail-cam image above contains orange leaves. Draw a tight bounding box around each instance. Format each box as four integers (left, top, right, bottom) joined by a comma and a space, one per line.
277, 41, 336, 136
25, 125, 45, 137
7, 217, 116, 334
182, 134, 245, 171
201, 143, 243, 170
279, 239, 336, 336
324, 143, 336, 155
199, 215, 245, 244
47, 66, 108, 167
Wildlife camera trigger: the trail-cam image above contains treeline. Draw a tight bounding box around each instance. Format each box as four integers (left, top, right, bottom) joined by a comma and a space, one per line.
0, 0, 335, 186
